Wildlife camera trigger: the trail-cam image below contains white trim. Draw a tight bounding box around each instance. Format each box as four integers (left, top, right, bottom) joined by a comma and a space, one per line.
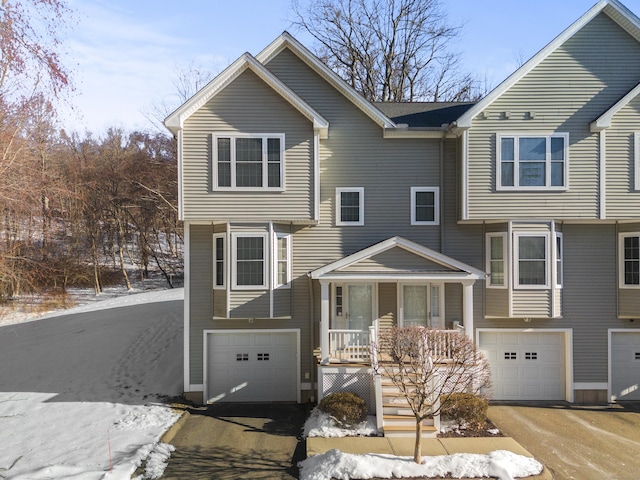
410, 187, 440, 225
496, 133, 569, 191
310, 236, 486, 279
203, 329, 301, 404
226, 225, 231, 316
456, 0, 634, 128
314, 132, 320, 221
177, 129, 184, 220
554, 232, 563, 289
618, 232, 640, 288
213, 233, 226, 290
608, 329, 640, 401
476, 328, 574, 402
635, 132, 640, 191
600, 130, 607, 219
461, 130, 469, 220
513, 232, 551, 289
213, 133, 285, 191
232, 232, 269, 290
256, 32, 396, 130
486, 232, 508, 289
269, 222, 274, 318
183, 223, 191, 392
165, 52, 329, 137
336, 187, 365, 226
591, 81, 640, 131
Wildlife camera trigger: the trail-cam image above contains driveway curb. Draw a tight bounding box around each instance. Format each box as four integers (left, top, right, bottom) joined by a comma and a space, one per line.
160, 409, 190, 444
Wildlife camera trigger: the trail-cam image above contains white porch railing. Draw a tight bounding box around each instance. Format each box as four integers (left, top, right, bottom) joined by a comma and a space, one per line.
328, 327, 374, 362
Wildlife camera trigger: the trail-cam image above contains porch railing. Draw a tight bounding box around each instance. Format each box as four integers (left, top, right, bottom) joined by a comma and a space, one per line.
327, 327, 464, 364
328, 327, 375, 362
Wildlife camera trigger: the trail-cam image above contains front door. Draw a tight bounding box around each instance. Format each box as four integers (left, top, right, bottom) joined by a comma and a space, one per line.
346, 284, 373, 331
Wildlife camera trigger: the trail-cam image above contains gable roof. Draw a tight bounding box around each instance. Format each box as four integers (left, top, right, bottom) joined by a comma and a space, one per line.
309, 236, 486, 281
591, 80, 640, 131
164, 52, 329, 137
456, 0, 640, 128
256, 32, 397, 130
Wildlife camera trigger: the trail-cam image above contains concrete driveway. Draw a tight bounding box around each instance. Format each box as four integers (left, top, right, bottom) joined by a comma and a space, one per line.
488, 402, 640, 480
161, 403, 312, 479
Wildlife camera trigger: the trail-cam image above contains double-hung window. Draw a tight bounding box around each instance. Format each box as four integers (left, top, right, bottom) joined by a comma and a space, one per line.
411, 187, 439, 225
514, 234, 549, 288
635, 133, 640, 191
232, 233, 267, 289
555, 233, 563, 288
498, 133, 568, 190
486, 233, 507, 288
214, 134, 284, 190
620, 233, 640, 288
274, 232, 291, 289
213, 234, 225, 289
336, 188, 364, 226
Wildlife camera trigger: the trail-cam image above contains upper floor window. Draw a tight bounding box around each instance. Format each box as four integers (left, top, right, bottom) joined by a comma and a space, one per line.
486, 233, 507, 288
232, 233, 267, 289
514, 233, 548, 288
274, 232, 291, 289
213, 134, 284, 190
620, 233, 640, 288
336, 187, 364, 226
411, 187, 439, 225
497, 133, 568, 190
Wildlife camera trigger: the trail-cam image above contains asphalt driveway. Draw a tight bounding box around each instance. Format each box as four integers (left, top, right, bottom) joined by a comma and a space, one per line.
488, 402, 640, 480
161, 403, 312, 479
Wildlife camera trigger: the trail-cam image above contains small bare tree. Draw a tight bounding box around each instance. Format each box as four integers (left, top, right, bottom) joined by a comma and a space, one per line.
373, 326, 491, 464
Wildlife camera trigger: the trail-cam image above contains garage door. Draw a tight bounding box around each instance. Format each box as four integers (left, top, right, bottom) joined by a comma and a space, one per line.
205, 330, 298, 403
611, 331, 640, 401
479, 331, 566, 401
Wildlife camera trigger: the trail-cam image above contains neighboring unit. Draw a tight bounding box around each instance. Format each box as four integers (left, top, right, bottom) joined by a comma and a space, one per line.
165, 0, 640, 427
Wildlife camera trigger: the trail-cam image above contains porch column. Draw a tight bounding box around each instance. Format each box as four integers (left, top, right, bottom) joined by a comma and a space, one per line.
320, 280, 330, 364
462, 280, 475, 340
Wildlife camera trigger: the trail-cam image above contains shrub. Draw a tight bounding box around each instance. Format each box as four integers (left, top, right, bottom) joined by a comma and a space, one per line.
440, 393, 488, 428
318, 391, 368, 428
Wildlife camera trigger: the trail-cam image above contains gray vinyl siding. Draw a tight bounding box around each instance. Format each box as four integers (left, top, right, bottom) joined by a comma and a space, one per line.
378, 283, 396, 332
212, 289, 226, 318
466, 13, 640, 220
444, 283, 464, 329
342, 249, 453, 273
485, 288, 510, 318
606, 97, 640, 218
188, 223, 214, 385
181, 69, 314, 222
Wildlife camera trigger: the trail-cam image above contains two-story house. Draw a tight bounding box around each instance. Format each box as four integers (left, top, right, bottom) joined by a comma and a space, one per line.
165, 0, 640, 415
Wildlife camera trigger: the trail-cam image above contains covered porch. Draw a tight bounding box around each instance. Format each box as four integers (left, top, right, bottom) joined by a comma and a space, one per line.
309, 237, 486, 365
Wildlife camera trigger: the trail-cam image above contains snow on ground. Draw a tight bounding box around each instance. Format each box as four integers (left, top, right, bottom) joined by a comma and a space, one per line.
301, 409, 543, 480
0, 287, 185, 479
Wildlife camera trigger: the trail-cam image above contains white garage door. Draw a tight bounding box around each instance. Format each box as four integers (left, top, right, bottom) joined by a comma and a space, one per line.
611, 331, 640, 401
479, 331, 566, 401
206, 330, 298, 403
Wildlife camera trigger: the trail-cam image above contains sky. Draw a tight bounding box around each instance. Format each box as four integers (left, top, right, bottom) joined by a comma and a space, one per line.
58, 0, 640, 135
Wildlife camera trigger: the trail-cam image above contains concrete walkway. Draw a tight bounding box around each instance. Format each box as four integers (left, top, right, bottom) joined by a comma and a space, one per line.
307, 436, 552, 479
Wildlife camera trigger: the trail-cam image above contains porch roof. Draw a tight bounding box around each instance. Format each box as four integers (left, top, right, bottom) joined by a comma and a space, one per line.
309, 236, 486, 282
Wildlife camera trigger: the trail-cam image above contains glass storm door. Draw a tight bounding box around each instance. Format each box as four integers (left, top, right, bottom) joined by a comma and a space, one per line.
402, 284, 442, 328
347, 284, 373, 331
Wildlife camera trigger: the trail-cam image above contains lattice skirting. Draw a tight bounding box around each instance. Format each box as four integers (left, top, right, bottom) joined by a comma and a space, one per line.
318, 367, 375, 414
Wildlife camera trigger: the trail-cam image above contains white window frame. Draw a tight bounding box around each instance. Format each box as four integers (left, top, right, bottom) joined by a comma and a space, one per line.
410, 187, 439, 225
486, 232, 508, 289
232, 233, 268, 290
213, 233, 226, 290
514, 232, 550, 289
555, 233, 563, 288
619, 232, 640, 289
336, 187, 364, 226
212, 133, 285, 191
634, 133, 640, 191
497, 133, 569, 191
273, 232, 292, 289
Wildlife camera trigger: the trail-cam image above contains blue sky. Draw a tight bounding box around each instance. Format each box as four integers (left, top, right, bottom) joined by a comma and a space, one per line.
60, 0, 640, 134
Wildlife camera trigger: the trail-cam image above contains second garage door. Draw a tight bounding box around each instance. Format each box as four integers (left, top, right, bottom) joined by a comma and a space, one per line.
610, 330, 640, 401
205, 330, 299, 403
479, 330, 567, 401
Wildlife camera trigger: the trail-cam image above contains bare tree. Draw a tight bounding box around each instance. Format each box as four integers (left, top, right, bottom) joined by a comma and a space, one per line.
373, 327, 491, 464
291, 0, 484, 102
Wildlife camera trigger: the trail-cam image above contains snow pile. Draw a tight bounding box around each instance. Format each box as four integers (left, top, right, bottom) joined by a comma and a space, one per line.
0, 289, 184, 479
303, 408, 378, 438
299, 449, 543, 480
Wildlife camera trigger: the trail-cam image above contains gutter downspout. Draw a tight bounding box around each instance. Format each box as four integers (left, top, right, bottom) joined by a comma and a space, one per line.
307, 271, 316, 403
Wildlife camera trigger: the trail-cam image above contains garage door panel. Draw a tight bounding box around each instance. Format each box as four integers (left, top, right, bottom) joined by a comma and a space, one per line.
480, 331, 566, 401
611, 332, 640, 401
206, 331, 298, 403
